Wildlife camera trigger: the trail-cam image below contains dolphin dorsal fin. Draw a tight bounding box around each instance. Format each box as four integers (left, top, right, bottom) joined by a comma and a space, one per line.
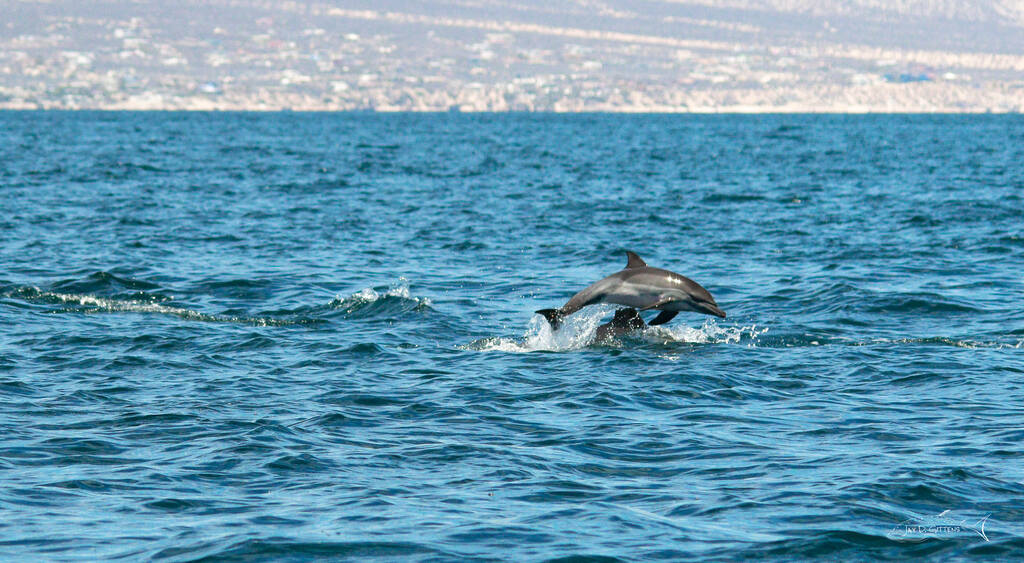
625, 251, 647, 269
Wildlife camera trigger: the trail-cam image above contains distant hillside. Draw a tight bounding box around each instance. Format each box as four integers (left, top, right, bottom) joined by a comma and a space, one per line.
1, 0, 1022, 111
665, 0, 1024, 23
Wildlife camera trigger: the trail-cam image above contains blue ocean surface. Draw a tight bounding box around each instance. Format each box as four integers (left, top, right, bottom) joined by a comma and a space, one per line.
1, 111, 1023, 561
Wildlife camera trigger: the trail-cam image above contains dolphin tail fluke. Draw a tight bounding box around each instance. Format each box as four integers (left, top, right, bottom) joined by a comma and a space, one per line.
535, 309, 564, 330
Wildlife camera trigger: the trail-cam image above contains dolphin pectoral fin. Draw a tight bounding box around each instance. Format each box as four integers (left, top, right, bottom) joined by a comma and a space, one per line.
535, 309, 564, 330
625, 251, 647, 269
648, 310, 678, 325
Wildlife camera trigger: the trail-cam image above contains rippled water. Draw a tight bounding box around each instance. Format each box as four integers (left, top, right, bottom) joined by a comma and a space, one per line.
2, 112, 1023, 560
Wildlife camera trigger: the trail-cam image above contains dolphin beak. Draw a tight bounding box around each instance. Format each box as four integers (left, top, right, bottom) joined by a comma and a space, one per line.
700, 303, 727, 318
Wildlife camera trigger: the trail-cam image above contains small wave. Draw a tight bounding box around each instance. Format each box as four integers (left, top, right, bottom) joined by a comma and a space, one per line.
467, 306, 767, 352
878, 336, 1023, 350
5, 286, 313, 327
4, 279, 433, 327
328, 280, 432, 318
774, 334, 1024, 350
51, 271, 160, 293
701, 193, 767, 203
9, 286, 173, 306
866, 294, 983, 315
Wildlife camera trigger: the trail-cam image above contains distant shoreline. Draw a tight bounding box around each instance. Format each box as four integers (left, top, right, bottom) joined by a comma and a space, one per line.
1, 107, 1020, 114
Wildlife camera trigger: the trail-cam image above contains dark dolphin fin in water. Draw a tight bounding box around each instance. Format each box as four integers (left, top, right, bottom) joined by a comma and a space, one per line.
648, 310, 678, 325
535, 308, 564, 330
594, 308, 646, 343
625, 251, 647, 269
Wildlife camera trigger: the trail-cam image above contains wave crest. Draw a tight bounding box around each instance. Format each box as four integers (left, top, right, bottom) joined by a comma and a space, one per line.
5, 286, 315, 326
328, 280, 432, 318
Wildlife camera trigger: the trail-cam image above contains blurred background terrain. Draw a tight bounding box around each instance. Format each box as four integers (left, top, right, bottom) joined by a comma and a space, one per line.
2, 0, 1023, 111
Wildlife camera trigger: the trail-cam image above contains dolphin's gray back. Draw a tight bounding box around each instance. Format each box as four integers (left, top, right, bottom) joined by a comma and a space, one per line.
558, 266, 718, 315
619, 267, 716, 304
559, 275, 623, 316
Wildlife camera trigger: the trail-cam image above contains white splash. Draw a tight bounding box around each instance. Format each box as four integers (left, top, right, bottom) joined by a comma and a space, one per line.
645, 318, 769, 346
472, 306, 768, 353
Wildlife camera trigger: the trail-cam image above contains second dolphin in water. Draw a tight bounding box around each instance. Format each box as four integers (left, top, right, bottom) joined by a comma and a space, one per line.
536, 251, 725, 329
592, 307, 647, 343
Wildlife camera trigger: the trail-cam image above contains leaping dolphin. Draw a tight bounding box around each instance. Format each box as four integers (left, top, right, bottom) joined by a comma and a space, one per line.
536, 251, 725, 329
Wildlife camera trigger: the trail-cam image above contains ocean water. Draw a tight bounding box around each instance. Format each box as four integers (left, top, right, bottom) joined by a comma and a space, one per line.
1, 111, 1023, 561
